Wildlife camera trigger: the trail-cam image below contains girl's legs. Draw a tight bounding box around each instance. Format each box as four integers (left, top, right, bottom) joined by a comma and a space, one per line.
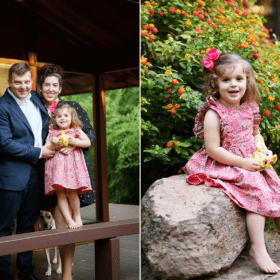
56, 189, 78, 229
55, 205, 75, 280
66, 189, 83, 227
246, 211, 280, 273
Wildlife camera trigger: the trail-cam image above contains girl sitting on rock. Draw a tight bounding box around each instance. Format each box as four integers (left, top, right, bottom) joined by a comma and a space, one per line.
184, 49, 280, 274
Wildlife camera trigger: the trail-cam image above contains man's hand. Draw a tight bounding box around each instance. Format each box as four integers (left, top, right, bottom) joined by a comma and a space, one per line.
60, 145, 76, 155
41, 146, 55, 159
51, 137, 59, 145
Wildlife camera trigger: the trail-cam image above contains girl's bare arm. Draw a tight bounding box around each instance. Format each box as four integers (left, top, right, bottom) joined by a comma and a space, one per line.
253, 129, 266, 148
68, 129, 91, 148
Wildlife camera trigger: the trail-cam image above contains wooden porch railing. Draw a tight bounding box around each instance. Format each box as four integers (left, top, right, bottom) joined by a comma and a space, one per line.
0, 218, 139, 280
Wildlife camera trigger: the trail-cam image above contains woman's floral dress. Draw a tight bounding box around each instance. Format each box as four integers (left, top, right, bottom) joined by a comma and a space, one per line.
45, 127, 92, 195
183, 96, 280, 217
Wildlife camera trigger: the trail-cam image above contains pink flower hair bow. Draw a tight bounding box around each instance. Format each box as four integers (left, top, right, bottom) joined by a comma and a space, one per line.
202, 48, 221, 72
49, 101, 58, 113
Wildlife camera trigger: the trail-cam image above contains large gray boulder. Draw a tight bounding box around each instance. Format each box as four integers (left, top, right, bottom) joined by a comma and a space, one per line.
141, 175, 248, 279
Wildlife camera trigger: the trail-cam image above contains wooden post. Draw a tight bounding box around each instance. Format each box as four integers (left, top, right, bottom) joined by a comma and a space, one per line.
91, 73, 109, 222
29, 51, 37, 91
95, 238, 121, 280
24, 10, 37, 91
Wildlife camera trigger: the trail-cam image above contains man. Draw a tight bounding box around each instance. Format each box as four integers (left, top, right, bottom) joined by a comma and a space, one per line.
0, 63, 55, 280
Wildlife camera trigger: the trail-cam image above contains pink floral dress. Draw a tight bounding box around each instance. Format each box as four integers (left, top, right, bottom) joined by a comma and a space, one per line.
183, 96, 280, 218
45, 127, 92, 195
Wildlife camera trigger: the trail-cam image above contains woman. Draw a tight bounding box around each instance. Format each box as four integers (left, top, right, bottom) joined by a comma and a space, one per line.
39, 64, 95, 280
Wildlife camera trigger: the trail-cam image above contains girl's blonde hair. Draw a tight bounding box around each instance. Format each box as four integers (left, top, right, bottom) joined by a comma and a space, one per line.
49, 103, 83, 130
203, 53, 261, 104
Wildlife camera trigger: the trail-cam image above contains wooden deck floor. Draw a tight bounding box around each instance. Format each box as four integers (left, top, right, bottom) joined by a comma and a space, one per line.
9, 204, 139, 280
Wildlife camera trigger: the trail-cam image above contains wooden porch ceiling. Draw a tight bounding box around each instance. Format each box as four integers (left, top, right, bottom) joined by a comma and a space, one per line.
1, 0, 139, 94
62, 68, 139, 95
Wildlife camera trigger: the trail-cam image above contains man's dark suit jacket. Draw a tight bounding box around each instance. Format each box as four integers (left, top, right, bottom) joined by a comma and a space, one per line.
0, 89, 49, 191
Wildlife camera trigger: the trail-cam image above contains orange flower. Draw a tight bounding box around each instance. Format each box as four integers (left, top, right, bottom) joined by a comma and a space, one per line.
175, 104, 180, 109
206, 18, 213, 24
168, 88, 173, 94
141, 30, 148, 36
152, 28, 158, 34
165, 70, 172, 76
185, 20, 192, 27
243, 9, 249, 17
171, 79, 179, 86
149, 34, 155, 42
263, 57, 269, 62
241, 41, 248, 48
264, 110, 271, 117
178, 88, 185, 95
158, 11, 164, 17
198, 1, 206, 7
167, 142, 173, 148
170, 109, 177, 115
265, 87, 270, 93
212, 23, 217, 29
167, 104, 173, 109
198, 14, 204, 20
253, 52, 260, 59
141, 57, 148, 66
146, 62, 152, 67
169, 7, 176, 14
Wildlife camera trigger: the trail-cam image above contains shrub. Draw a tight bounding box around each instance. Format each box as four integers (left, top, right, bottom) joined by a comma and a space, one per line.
141, 0, 280, 194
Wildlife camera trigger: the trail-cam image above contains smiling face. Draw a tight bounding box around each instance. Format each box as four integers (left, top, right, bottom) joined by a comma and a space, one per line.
55, 108, 72, 130
41, 76, 62, 106
8, 71, 33, 102
217, 64, 247, 108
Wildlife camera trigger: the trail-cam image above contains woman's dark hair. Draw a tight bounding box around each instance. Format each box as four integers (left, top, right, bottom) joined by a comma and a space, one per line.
39, 64, 63, 89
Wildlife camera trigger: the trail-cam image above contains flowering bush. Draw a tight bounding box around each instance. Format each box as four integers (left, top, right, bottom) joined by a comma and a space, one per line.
141, 0, 280, 193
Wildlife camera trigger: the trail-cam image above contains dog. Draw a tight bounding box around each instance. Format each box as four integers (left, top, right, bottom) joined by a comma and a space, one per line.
38, 210, 62, 277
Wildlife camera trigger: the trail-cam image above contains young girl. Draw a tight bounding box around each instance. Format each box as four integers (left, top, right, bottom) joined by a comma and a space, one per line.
184, 49, 280, 274
45, 102, 92, 229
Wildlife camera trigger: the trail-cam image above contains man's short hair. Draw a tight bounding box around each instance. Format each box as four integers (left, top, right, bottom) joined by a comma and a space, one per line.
9, 63, 32, 81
